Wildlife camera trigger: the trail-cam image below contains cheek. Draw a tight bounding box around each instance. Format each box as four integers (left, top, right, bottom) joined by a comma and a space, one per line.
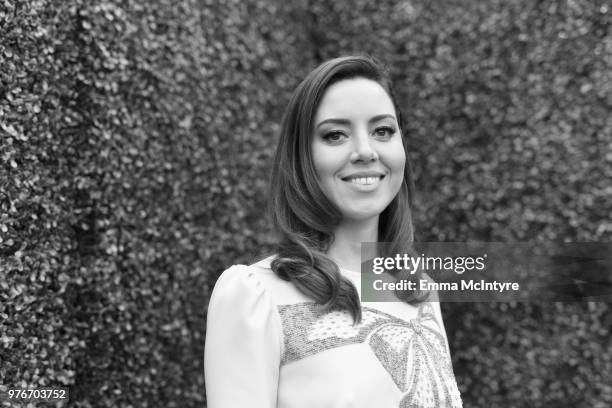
311, 142, 323, 175
312, 148, 329, 180
382, 144, 406, 198
312, 144, 343, 180
311, 147, 337, 201
385, 140, 406, 178
393, 151, 406, 174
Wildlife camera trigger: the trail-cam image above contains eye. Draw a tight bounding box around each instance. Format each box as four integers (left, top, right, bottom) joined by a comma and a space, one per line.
373, 126, 396, 139
322, 131, 347, 143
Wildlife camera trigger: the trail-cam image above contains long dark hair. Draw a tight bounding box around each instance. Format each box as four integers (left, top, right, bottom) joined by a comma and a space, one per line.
268, 55, 428, 323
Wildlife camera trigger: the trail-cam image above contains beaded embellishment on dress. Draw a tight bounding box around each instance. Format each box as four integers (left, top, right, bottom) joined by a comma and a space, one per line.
277, 303, 462, 408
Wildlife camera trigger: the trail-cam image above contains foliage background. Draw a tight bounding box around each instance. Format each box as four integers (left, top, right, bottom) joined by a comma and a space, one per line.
1, 0, 611, 406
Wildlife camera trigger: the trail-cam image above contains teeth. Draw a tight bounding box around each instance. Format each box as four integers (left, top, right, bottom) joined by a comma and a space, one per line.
349, 177, 379, 185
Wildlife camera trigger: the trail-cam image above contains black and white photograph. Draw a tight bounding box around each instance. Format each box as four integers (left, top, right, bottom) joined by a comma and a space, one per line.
1, 0, 611, 407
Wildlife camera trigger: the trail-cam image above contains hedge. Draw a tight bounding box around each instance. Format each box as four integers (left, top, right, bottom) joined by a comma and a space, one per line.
1, 0, 610, 407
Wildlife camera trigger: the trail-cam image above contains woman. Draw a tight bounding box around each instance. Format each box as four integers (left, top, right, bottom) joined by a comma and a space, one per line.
204, 56, 462, 408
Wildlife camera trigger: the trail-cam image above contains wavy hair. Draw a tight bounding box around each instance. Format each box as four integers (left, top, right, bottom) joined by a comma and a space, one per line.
268, 55, 428, 323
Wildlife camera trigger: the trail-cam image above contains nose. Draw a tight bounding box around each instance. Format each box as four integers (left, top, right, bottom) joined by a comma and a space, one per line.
350, 130, 379, 163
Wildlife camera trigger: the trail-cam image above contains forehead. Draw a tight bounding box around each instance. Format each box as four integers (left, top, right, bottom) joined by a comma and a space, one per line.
314, 78, 395, 123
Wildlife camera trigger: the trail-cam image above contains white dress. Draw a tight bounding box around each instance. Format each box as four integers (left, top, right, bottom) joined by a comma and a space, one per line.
204, 256, 463, 408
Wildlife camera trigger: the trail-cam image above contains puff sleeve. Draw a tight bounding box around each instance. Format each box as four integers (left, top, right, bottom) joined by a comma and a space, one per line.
204, 265, 282, 408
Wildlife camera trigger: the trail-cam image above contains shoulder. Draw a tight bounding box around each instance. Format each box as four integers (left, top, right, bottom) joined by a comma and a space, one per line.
209, 258, 275, 303
213, 257, 274, 286
205, 258, 285, 373
206, 259, 282, 335
210, 255, 310, 307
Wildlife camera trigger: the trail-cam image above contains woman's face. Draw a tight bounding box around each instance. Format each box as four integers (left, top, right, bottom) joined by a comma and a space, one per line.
311, 77, 406, 222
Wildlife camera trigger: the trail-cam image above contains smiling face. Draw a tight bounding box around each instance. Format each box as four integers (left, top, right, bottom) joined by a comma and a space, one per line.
311, 77, 406, 222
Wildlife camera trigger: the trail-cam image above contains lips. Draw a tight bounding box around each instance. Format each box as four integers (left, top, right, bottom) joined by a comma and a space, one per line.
346, 176, 382, 185
341, 172, 386, 186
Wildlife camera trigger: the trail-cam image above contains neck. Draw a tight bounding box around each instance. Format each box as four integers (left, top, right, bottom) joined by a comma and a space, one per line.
327, 216, 379, 273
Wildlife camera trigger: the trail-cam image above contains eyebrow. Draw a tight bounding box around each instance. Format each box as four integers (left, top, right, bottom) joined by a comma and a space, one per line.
315, 114, 396, 129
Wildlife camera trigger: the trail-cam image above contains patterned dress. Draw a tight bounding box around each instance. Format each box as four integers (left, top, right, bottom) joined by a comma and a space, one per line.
205, 257, 463, 408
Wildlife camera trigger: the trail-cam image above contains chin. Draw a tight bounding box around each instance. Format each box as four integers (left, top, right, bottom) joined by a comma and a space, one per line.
343, 206, 387, 222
